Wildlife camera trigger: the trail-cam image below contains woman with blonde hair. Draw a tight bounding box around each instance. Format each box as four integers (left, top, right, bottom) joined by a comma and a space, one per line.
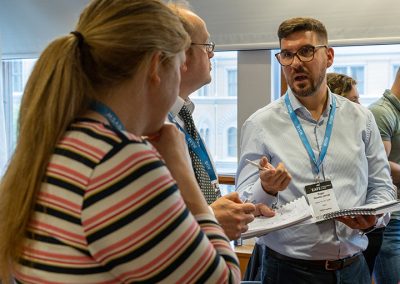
0, 0, 240, 282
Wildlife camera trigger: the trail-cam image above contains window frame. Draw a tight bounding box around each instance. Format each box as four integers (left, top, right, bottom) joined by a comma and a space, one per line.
227, 69, 237, 97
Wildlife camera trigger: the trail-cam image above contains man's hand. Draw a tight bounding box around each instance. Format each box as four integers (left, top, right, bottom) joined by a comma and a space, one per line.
336, 215, 377, 231
211, 192, 256, 240
254, 203, 275, 217
259, 156, 291, 196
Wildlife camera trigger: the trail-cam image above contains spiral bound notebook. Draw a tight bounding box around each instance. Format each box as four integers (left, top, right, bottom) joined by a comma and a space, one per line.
242, 198, 400, 238
320, 199, 400, 221
242, 196, 313, 239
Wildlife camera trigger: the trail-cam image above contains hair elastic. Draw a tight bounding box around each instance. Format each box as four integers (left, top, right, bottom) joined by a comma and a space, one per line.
70, 31, 85, 49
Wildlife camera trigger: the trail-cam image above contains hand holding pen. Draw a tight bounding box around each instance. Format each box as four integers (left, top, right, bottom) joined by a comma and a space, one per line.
246, 158, 274, 172
246, 156, 292, 196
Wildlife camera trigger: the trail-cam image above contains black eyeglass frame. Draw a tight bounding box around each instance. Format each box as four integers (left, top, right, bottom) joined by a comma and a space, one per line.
275, 44, 327, 66
191, 41, 215, 53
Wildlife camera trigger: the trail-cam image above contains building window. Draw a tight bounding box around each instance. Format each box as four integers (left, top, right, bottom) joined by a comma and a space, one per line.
199, 127, 210, 145
191, 51, 238, 174
2, 58, 37, 158
393, 64, 400, 81
332, 65, 365, 95
227, 127, 237, 157
11, 61, 23, 92
350, 66, 365, 95
332, 66, 347, 75
197, 84, 210, 97
227, 70, 237, 97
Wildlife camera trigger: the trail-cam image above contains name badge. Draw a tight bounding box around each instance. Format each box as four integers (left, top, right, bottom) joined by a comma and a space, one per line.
305, 180, 339, 221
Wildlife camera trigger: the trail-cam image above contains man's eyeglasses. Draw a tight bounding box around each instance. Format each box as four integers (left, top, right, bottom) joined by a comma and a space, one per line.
275, 45, 327, 66
191, 41, 215, 53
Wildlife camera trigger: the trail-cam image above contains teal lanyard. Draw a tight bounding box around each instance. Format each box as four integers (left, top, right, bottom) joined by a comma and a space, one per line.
284, 94, 336, 174
168, 112, 218, 183
90, 101, 125, 131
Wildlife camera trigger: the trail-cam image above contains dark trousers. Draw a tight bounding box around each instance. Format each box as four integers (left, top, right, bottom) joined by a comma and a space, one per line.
244, 229, 384, 281
362, 227, 385, 274
261, 248, 371, 284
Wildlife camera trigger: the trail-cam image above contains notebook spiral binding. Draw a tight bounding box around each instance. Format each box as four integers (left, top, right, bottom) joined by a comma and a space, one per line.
323, 208, 375, 220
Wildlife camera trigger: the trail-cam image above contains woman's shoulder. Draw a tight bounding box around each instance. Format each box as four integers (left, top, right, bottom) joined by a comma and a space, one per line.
60, 119, 155, 167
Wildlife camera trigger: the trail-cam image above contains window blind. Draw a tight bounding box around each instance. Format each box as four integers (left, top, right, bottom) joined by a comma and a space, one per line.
190, 0, 400, 51
1, 0, 399, 57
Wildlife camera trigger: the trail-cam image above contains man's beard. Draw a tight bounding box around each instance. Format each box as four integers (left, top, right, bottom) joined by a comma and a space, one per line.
289, 67, 326, 98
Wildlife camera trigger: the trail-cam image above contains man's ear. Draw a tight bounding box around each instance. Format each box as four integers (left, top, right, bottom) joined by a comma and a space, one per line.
326, 47, 334, 68
149, 51, 162, 84
183, 48, 192, 71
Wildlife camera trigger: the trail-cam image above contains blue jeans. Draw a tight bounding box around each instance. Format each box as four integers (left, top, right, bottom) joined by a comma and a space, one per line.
261, 248, 371, 284
374, 218, 400, 284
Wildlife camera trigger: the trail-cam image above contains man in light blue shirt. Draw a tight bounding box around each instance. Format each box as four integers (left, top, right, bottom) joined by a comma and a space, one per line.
236, 17, 395, 284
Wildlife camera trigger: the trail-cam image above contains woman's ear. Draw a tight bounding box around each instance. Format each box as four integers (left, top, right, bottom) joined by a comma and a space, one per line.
181, 61, 188, 73
149, 51, 162, 84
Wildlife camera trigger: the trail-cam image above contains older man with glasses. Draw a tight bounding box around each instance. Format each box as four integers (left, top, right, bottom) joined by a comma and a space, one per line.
236, 17, 395, 284
167, 3, 275, 243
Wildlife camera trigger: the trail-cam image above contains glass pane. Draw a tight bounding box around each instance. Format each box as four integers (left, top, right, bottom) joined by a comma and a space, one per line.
272, 44, 400, 106
393, 65, 400, 81
350, 66, 365, 95
11, 61, 23, 92
199, 126, 210, 145
191, 51, 238, 174
227, 127, 237, 157
2, 58, 37, 155
328, 44, 400, 106
333, 66, 347, 75
227, 69, 237, 97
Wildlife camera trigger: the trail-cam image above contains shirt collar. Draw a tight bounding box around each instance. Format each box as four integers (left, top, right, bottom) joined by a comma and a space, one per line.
287, 88, 335, 118
170, 96, 195, 118
383, 89, 400, 112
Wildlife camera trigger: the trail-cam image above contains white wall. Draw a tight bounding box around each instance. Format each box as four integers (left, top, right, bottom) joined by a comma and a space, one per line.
190, 0, 400, 50
2, 0, 400, 56
0, 0, 89, 58
238, 50, 272, 139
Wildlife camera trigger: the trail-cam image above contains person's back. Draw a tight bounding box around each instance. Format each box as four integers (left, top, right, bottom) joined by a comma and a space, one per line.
0, 0, 241, 282
14, 120, 184, 282
369, 90, 400, 180
369, 68, 400, 284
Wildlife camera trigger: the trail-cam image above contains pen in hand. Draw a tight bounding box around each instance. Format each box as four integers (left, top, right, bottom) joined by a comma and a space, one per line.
245, 159, 267, 170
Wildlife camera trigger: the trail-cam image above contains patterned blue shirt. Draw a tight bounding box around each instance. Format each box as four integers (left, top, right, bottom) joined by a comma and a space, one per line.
236, 89, 395, 260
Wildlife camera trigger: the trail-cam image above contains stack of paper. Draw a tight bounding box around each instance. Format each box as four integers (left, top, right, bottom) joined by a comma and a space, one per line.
241, 196, 313, 239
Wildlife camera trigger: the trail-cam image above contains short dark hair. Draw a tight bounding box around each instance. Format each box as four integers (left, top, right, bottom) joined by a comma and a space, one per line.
327, 73, 357, 97
278, 17, 328, 44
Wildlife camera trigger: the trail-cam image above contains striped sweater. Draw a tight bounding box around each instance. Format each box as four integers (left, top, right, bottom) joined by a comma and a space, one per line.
15, 119, 240, 283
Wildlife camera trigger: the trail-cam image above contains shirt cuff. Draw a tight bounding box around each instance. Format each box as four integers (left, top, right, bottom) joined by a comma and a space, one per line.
194, 212, 218, 223
253, 178, 279, 207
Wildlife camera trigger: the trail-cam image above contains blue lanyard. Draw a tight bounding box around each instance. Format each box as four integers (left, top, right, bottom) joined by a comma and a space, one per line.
90, 101, 125, 131
168, 112, 218, 183
284, 93, 336, 174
